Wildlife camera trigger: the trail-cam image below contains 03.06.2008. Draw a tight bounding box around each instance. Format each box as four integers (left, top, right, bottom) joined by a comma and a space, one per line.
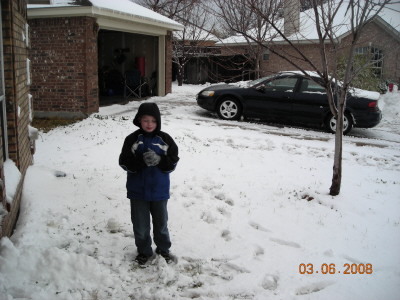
299, 263, 373, 275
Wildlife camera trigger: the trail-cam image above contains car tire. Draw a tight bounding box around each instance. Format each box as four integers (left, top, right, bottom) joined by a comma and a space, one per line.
217, 98, 242, 120
325, 113, 353, 134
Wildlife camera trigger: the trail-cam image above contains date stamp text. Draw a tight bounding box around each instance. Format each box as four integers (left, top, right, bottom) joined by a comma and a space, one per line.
299, 263, 373, 275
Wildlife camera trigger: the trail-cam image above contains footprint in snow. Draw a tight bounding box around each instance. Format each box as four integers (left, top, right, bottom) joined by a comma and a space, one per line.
217, 206, 231, 217
295, 281, 335, 295
54, 170, 67, 177
269, 237, 301, 248
342, 254, 364, 264
221, 229, 232, 241
261, 274, 279, 290
214, 193, 235, 206
224, 198, 234, 206
249, 221, 271, 233
200, 211, 217, 224
253, 244, 264, 257
221, 262, 251, 274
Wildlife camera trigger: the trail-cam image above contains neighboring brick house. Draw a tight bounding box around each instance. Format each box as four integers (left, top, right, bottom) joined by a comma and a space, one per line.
1, 0, 35, 238
254, 20, 400, 83
27, 0, 183, 119
218, 2, 400, 85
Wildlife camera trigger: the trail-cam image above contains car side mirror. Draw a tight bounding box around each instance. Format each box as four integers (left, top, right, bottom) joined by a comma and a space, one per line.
256, 85, 266, 93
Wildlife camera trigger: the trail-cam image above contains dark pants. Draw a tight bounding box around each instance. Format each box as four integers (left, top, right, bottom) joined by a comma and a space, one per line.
130, 199, 171, 257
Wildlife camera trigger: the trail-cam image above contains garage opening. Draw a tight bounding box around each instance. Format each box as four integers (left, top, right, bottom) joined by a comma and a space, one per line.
98, 29, 158, 106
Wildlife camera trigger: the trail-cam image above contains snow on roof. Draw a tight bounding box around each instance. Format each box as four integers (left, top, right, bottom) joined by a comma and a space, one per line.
28, 0, 183, 30
218, 2, 400, 45
174, 27, 219, 42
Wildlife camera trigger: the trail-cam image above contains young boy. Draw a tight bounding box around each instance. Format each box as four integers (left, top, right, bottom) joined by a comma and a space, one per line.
119, 103, 179, 266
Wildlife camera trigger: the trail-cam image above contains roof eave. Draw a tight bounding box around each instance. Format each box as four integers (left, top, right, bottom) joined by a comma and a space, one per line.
216, 38, 325, 47
334, 17, 400, 44
27, 6, 93, 18
91, 6, 183, 31
373, 16, 400, 42
27, 6, 184, 32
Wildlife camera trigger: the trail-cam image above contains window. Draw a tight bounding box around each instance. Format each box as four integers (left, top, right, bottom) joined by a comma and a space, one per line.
355, 46, 383, 77
264, 77, 298, 92
299, 79, 326, 93
263, 50, 270, 61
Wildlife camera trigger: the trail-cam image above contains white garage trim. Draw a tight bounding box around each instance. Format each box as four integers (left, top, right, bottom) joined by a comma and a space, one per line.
27, 6, 183, 33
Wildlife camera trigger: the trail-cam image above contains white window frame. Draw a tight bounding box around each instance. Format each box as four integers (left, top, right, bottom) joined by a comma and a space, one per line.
25, 23, 29, 47
26, 58, 31, 85
28, 94, 33, 122
355, 46, 384, 78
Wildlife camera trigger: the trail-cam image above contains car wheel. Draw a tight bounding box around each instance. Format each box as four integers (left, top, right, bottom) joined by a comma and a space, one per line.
325, 113, 353, 134
217, 98, 241, 120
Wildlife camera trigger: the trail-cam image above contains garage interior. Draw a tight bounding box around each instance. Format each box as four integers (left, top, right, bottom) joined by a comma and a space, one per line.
98, 29, 159, 106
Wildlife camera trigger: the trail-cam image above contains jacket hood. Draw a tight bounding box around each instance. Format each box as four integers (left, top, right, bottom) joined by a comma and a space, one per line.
133, 102, 161, 133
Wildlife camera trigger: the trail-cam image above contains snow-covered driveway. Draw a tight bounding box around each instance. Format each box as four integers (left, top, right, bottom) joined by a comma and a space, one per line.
1, 84, 399, 300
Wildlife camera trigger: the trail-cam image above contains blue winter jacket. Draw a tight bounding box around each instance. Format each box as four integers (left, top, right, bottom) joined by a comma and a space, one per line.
119, 103, 179, 201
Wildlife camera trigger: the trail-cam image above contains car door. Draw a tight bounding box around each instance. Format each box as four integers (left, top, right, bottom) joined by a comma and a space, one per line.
292, 78, 329, 125
244, 76, 299, 122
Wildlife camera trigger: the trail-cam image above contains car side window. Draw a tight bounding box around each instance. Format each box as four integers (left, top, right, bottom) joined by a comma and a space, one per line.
264, 77, 298, 92
299, 79, 326, 94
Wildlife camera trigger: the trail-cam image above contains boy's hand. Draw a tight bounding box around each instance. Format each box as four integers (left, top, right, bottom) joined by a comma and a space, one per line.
143, 149, 161, 166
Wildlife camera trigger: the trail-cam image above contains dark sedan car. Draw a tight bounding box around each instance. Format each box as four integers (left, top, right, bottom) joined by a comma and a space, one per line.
196, 71, 382, 134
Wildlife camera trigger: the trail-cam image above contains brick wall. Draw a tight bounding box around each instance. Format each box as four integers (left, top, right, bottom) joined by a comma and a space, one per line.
1, 0, 33, 238
219, 43, 333, 77
29, 16, 99, 118
261, 43, 335, 76
340, 22, 400, 83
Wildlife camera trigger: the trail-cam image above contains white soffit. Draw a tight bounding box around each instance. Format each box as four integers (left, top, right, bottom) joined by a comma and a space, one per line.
28, 5, 183, 36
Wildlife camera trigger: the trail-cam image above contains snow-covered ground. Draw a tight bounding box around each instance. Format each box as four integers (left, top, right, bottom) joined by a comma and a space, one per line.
0, 84, 399, 300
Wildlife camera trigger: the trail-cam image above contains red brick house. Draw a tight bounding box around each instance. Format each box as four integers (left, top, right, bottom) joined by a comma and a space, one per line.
218, 2, 400, 85
1, 0, 35, 238
27, 0, 183, 119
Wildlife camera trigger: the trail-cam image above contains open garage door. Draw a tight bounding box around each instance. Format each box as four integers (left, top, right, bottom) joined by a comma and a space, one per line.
98, 30, 158, 105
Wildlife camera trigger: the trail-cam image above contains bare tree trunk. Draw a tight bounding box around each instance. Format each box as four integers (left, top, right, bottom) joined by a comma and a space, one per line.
330, 98, 345, 195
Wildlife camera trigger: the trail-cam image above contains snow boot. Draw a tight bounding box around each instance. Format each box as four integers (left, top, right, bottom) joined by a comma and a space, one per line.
156, 248, 172, 264
135, 253, 150, 267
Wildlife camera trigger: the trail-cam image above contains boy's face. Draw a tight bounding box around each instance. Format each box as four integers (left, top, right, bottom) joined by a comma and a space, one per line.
140, 115, 157, 133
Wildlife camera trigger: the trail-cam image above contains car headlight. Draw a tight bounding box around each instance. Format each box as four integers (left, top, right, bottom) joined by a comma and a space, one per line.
200, 90, 215, 97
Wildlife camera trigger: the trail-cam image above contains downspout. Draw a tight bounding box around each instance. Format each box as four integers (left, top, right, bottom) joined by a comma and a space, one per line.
0, 1, 9, 159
